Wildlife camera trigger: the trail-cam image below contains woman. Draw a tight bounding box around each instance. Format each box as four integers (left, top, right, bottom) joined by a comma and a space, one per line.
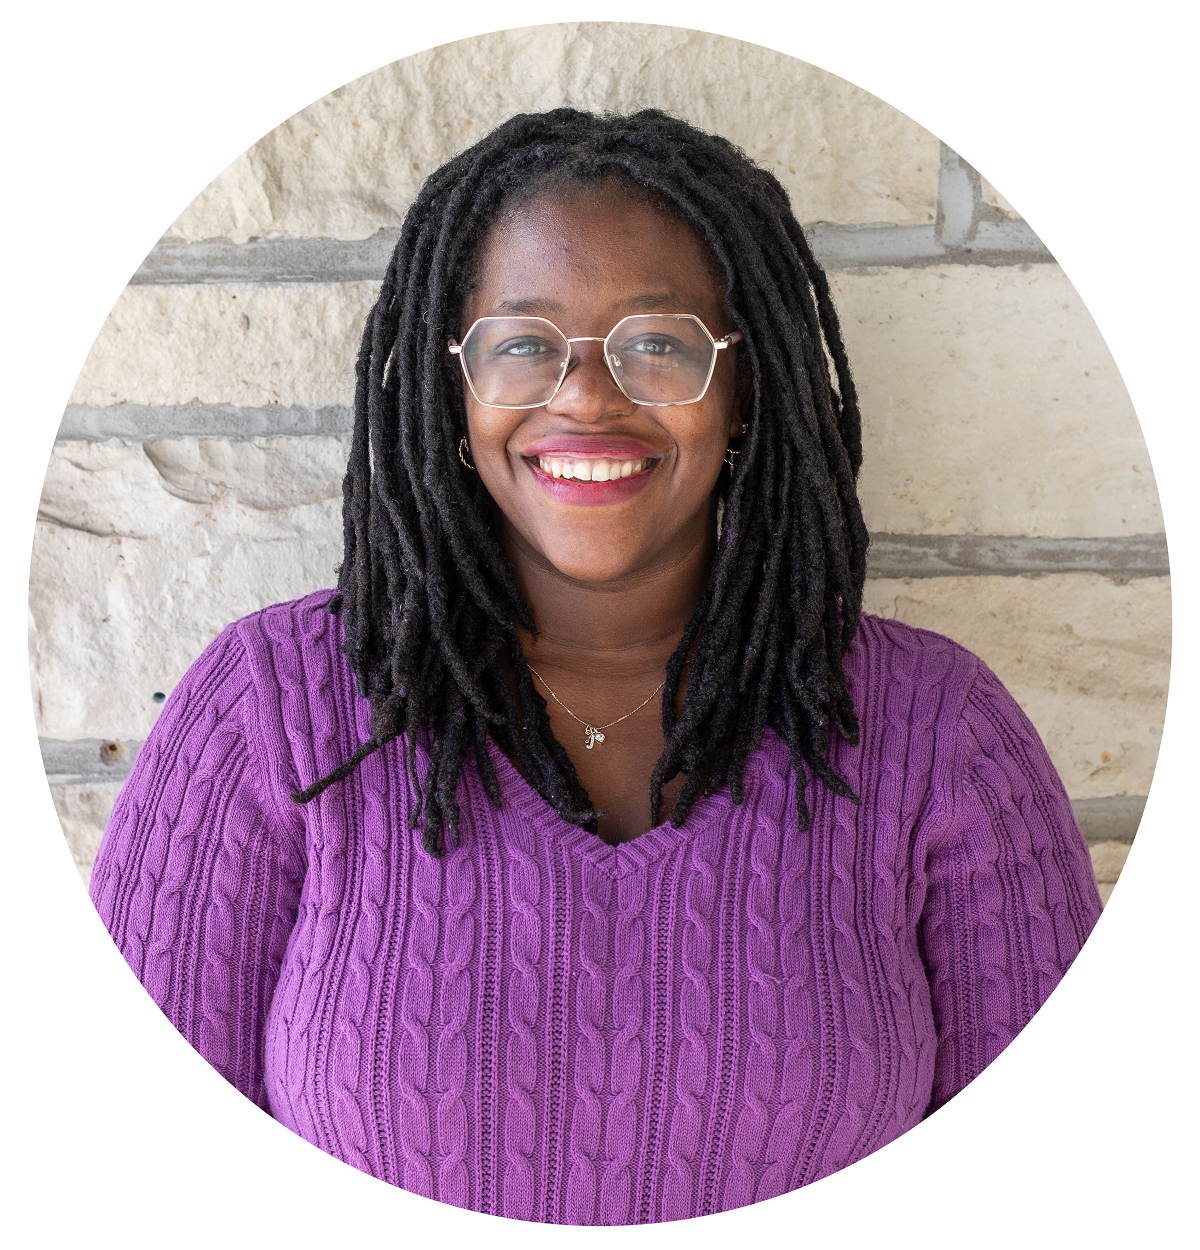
90, 109, 1101, 1222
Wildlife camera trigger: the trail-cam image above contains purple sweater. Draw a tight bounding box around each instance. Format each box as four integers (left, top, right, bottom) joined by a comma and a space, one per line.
91, 589, 1101, 1222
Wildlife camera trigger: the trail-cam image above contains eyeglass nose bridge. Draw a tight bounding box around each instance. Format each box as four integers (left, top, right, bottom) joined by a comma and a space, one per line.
561, 335, 618, 385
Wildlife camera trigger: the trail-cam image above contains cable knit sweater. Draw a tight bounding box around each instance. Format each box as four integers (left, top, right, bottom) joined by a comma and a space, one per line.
91, 589, 1101, 1222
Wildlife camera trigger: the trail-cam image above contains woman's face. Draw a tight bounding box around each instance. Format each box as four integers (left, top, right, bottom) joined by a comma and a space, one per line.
459, 181, 743, 586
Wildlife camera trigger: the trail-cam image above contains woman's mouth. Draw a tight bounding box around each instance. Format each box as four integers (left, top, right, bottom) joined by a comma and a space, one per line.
523, 447, 661, 506
533, 455, 652, 481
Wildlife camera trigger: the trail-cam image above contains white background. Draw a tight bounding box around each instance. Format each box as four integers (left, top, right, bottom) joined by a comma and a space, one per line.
4, 3, 1195, 1244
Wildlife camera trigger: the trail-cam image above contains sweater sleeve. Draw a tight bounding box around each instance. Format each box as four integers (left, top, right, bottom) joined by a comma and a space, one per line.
89, 623, 307, 1112
919, 658, 1103, 1111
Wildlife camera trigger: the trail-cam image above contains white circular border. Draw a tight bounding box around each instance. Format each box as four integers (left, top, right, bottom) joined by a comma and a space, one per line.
6, 5, 1194, 1244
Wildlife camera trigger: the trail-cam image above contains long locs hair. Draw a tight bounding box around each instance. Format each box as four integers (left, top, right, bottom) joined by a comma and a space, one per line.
293, 108, 870, 855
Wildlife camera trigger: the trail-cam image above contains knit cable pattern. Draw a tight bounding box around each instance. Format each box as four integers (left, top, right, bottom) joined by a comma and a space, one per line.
91, 593, 1103, 1223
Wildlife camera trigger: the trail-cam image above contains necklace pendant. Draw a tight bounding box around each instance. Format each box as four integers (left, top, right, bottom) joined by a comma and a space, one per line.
584, 726, 605, 749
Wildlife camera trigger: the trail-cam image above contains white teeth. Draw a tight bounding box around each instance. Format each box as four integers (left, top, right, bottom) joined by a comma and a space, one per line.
536, 456, 650, 480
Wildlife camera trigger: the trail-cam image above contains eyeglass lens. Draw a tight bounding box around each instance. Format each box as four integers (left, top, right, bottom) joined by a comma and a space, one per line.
607, 316, 716, 406
460, 318, 570, 408
459, 315, 719, 408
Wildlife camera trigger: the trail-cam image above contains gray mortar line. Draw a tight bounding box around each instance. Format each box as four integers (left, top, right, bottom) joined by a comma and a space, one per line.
805, 220, 1051, 270
127, 220, 1053, 287
131, 233, 400, 287
37, 734, 1149, 843
58, 403, 354, 440
865, 532, 1169, 579
1070, 796, 1147, 844
41, 737, 141, 784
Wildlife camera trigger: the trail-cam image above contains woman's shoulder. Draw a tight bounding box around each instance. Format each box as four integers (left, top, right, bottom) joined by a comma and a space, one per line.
218, 584, 350, 712
839, 610, 1050, 767
154, 589, 354, 807
844, 611, 1060, 788
224, 587, 342, 646
196, 588, 345, 684
844, 610, 982, 700
166, 587, 347, 742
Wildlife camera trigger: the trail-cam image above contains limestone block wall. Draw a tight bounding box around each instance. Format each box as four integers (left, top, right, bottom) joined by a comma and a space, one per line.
34, 24, 1167, 909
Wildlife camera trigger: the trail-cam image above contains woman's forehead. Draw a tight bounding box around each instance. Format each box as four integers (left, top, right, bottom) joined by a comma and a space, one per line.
466, 184, 724, 317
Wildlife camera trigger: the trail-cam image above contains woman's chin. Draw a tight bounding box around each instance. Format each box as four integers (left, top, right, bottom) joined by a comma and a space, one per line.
537, 545, 652, 586
514, 506, 717, 588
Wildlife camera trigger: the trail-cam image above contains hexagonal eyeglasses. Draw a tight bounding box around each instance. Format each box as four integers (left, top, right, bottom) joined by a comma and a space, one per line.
448, 314, 742, 409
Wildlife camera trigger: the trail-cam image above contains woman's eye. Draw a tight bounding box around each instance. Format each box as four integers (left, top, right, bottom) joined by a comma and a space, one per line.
496, 337, 554, 357
627, 335, 682, 356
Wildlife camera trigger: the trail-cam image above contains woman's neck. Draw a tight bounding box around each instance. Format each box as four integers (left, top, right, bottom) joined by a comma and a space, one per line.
499, 510, 716, 677
494, 504, 717, 843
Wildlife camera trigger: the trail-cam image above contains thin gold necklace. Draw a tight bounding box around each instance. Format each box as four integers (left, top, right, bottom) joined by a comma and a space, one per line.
526, 664, 665, 750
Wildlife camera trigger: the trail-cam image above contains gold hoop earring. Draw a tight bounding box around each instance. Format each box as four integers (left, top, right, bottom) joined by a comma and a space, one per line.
724, 421, 747, 469
458, 437, 476, 471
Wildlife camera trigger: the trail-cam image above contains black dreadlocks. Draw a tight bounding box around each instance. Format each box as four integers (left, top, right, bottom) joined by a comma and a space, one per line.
293, 108, 870, 856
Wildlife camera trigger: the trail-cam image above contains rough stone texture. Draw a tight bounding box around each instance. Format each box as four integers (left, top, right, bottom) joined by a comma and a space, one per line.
31, 437, 348, 739
1090, 840, 1132, 909
979, 175, 1021, 219
863, 574, 1169, 802
69, 283, 375, 410
165, 24, 938, 244
68, 264, 1160, 542
1090, 840, 1131, 883
841, 265, 1161, 537
49, 780, 123, 886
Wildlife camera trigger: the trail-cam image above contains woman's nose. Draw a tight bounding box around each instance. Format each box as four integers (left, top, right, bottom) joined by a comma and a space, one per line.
545, 341, 635, 420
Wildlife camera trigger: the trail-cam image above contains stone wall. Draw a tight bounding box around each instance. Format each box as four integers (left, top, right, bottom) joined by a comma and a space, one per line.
34, 23, 1167, 906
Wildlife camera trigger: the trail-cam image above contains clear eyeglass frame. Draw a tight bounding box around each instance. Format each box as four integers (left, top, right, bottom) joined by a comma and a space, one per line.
448, 313, 742, 409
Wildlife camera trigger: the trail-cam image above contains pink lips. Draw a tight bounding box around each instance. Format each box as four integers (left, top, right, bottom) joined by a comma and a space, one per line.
523, 436, 660, 459
528, 460, 656, 506
521, 435, 662, 507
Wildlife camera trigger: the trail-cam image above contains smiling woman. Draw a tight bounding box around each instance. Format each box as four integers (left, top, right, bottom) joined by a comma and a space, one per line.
87, 108, 1100, 1223
453, 184, 748, 842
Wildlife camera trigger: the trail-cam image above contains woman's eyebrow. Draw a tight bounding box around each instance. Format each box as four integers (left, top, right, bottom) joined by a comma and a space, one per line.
491, 298, 564, 315
616, 292, 690, 312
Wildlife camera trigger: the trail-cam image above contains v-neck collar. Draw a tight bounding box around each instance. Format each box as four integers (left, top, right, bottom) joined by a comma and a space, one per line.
444, 731, 791, 880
